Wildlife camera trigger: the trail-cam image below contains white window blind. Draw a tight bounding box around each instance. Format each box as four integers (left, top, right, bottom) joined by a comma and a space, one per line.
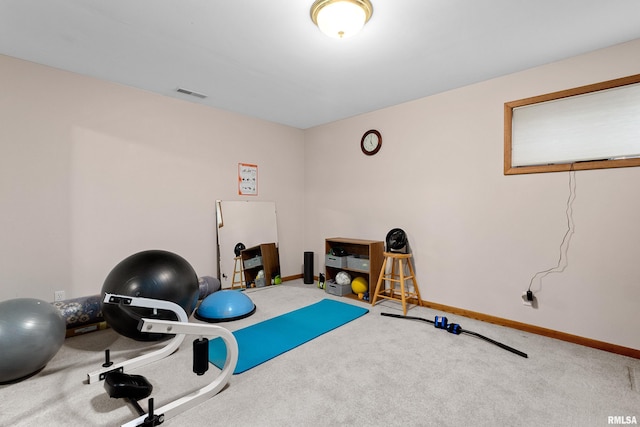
511, 82, 640, 167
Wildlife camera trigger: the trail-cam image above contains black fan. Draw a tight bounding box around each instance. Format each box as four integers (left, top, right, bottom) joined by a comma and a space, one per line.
234, 242, 246, 257
385, 228, 407, 253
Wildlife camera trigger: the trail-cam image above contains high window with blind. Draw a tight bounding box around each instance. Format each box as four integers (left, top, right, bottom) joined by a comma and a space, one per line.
504, 74, 640, 175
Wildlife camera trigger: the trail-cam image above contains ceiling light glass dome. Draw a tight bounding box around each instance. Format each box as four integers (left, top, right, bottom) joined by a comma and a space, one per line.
311, 0, 373, 39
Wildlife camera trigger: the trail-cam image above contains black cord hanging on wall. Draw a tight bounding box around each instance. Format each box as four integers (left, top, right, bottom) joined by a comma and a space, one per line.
526, 168, 577, 301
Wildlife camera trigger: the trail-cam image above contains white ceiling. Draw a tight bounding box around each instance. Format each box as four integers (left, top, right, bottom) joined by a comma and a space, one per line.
2, 1, 640, 129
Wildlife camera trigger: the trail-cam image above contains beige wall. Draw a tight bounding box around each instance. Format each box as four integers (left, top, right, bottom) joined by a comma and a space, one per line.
0, 54, 305, 301
1, 39, 639, 350
304, 39, 640, 350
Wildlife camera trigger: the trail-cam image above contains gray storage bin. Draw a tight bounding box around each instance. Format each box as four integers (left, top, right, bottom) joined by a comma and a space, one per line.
243, 255, 263, 269
255, 277, 266, 288
347, 255, 369, 271
325, 280, 352, 296
325, 254, 347, 268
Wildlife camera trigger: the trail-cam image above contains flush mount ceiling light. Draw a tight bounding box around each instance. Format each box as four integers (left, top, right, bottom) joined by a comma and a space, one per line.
310, 0, 373, 39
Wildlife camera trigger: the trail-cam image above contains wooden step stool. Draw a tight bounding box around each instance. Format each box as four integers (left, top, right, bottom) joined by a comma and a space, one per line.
231, 256, 245, 289
371, 252, 423, 315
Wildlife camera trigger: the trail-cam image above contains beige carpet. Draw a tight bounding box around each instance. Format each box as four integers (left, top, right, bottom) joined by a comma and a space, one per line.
1, 280, 638, 426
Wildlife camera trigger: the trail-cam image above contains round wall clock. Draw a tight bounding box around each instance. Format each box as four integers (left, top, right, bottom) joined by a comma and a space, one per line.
361, 129, 382, 155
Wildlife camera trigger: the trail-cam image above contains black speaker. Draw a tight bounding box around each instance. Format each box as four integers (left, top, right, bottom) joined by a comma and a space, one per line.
303, 251, 314, 284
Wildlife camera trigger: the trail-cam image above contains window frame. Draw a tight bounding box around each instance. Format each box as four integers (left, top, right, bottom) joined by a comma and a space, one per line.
504, 73, 640, 175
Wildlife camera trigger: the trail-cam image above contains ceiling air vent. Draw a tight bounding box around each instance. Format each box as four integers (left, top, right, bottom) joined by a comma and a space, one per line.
176, 87, 207, 99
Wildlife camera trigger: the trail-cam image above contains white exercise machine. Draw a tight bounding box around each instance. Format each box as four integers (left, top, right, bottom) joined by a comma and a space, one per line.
87, 293, 238, 427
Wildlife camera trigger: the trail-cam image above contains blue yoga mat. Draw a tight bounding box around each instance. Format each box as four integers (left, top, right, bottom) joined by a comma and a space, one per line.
209, 298, 368, 374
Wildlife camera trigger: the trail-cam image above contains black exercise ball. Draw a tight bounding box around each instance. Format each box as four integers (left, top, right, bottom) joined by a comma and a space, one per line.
101, 250, 199, 341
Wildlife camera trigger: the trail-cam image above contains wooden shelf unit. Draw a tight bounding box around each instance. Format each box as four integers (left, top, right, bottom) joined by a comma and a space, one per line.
324, 237, 384, 300
241, 242, 280, 288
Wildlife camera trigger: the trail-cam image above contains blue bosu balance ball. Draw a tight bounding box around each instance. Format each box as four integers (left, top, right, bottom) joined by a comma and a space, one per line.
195, 290, 256, 323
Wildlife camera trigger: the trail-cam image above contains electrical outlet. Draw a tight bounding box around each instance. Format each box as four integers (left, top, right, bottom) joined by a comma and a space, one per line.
54, 290, 66, 302
522, 291, 532, 306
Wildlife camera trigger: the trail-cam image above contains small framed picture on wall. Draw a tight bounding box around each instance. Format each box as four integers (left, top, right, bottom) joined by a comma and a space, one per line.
238, 163, 258, 196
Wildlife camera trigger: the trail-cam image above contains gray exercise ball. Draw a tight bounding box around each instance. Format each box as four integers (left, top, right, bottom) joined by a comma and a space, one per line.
0, 298, 66, 383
